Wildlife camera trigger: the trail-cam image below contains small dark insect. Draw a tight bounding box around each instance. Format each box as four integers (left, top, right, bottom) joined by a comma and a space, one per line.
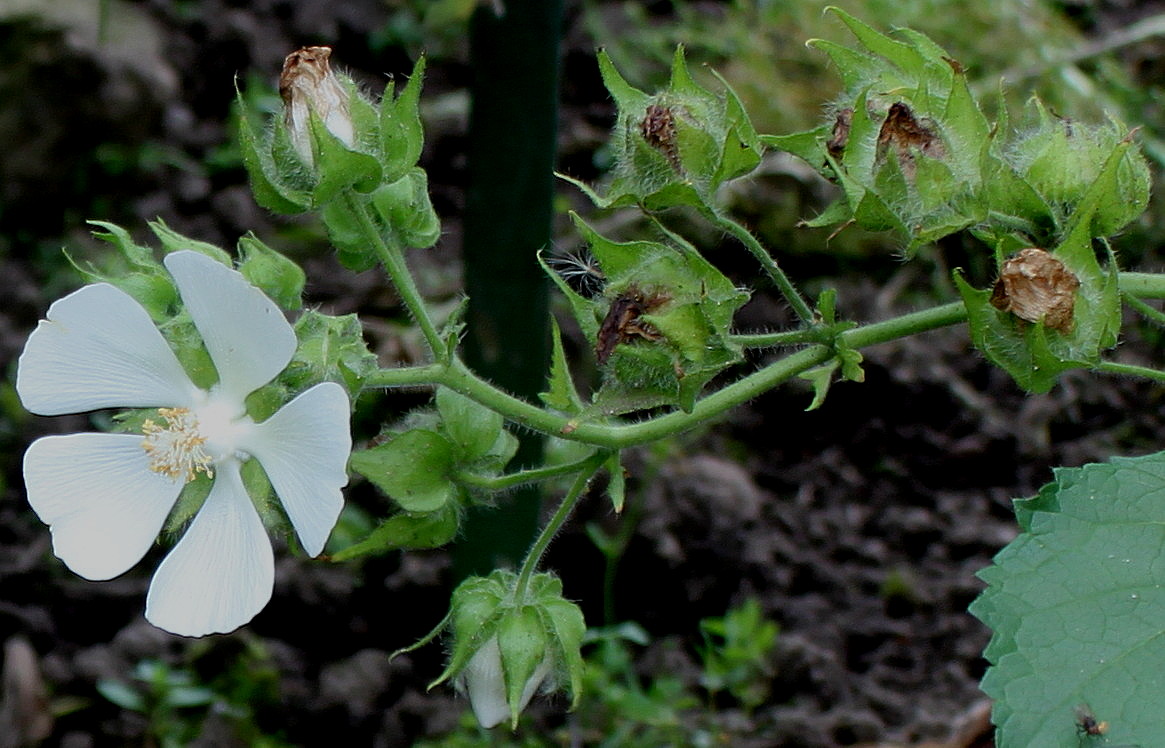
548, 250, 606, 298
640, 103, 682, 172
594, 287, 669, 365
1073, 703, 1109, 737
826, 107, 853, 162
875, 101, 945, 180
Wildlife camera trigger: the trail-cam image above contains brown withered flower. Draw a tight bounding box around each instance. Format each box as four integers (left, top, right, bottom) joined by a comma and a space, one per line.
875, 101, 945, 180
826, 107, 853, 162
990, 247, 1080, 333
640, 103, 682, 172
594, 287, 669, 365
279, 46, 354, 166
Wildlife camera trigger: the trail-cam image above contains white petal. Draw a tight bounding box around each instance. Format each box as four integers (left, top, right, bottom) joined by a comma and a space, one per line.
145, 460, 274, 637
164, 251, 296, 404
462, 636, 552, 729
241, 382, 350, 556
16, 284, 196, 415
23, 433, 183, 580
464, 637, 510, 729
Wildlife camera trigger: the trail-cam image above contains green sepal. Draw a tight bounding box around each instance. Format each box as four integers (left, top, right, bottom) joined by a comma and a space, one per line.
320, 198, 378, 272
498, 606, 549, 729
437, 387, 504, 463
824, 7, 929, 81
329, 502, 459, 561
370, 168, 441, 249
284, 310, 379, 395
538, 597, 586, 711
162, 473, 212, 539
237, 233, 305, 310
604, 452, 626, 513
234, 83, 312, 214
380, 57, 426, 184
428, 572, 511, 689
350, 430, 458, 512
759, 126, 829, 168
81, 221, 177, 320
309, 109, 383, 205
576, 46, 762, 213
149, 219, 233, 266
539, 316, 585, 414
569, 214, 747, 414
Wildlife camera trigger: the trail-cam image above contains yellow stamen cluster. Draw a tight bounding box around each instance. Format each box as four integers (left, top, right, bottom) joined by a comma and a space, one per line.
141, 407, 214, 482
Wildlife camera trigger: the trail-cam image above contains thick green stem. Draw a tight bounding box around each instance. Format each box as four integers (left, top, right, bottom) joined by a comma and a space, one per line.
713, 213, 815, 324
349, 194, 446, 358
388, 300, 969, 449
513, 453, 607, 602
731, 329, 824, 348
1096, 360, 1165, 384
1119, 272, 1165, 299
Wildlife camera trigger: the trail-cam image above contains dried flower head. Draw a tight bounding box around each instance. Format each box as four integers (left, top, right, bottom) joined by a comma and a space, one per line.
990, 247, 1080, 333
875, 101, 945, 180
279, 46, 354, 166
640, 103, 682, 172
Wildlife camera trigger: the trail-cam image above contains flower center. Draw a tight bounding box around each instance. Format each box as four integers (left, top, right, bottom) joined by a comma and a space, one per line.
141, 407, 215, 482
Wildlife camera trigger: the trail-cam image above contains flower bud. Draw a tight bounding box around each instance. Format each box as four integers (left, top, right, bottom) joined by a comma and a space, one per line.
1008, 103, 1149, 236
565, 46, 761, 212
425, 570, 586, 729
459, 622, 555, 729
279, 46, 355, 167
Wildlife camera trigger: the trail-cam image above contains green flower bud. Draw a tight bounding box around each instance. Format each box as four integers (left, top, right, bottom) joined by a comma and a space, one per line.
563, 46, 761, 213
426, 570, 586, 730
1008, 107, 1149, 236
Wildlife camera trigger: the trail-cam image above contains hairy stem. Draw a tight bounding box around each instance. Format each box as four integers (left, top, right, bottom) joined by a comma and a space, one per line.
713, 213, 816, 324
349, 194, 446, 358
513, 453, 607, 602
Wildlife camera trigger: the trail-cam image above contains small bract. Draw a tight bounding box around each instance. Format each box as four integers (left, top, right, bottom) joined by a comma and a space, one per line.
16, 250, 351, 637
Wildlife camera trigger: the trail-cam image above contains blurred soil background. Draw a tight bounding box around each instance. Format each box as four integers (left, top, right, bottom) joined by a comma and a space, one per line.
2, 1, 1165, 746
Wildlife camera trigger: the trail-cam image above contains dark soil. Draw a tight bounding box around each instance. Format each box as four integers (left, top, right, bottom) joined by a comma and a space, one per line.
1, 2, 1161, 747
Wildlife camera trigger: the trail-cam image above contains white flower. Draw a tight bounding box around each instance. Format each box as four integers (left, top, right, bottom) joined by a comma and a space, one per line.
459, 634, 554, 729
16, 250, 351, 638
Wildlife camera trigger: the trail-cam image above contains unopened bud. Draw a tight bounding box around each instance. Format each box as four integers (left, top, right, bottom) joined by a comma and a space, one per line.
459, 633, 554, 729
279, 46, 354, 166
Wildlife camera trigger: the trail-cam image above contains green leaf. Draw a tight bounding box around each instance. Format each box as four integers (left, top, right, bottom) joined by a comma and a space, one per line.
972, 451, 1165, 747
330, 503, 459, 560
350, 430, 457, 512
437, 387, 504, 463
798, 361, 837, 411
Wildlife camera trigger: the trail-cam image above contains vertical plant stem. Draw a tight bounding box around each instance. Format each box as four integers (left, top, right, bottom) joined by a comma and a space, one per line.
350, 194, 445, 357
514, 454, 607, 602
